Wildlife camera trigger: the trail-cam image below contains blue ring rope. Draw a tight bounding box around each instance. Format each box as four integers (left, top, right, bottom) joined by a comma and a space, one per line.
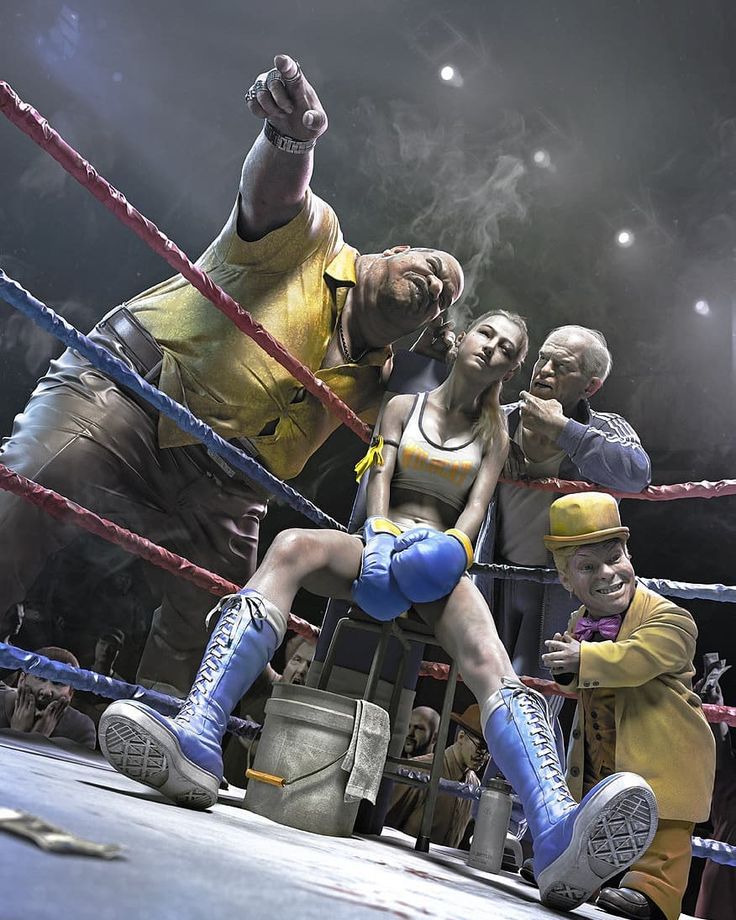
0, 642, 259, 739
0, 270, 344, 531
470, 563, 736, 603
393, 767, 736, 865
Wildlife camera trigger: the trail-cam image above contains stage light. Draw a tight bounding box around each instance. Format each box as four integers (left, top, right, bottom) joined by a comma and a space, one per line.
438, 64, 463, 87
694, 300, 711, 316
532, 149, 551, 168
616, 229, 635, 248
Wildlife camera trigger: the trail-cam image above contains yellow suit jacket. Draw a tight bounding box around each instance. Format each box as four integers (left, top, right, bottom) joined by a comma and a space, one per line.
562, 583, 715, 822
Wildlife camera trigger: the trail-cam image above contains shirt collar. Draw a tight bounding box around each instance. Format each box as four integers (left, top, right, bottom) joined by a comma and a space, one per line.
324, 243, 358, 287
573, 398, 591, 423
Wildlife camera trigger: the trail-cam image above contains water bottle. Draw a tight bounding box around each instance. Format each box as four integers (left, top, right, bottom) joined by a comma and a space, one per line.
467, 776, 513, 873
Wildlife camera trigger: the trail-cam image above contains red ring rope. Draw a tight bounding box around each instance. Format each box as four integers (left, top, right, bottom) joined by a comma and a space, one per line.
418, 661, 736, 726
0, 463, 318, 643
0, 82, 372, 444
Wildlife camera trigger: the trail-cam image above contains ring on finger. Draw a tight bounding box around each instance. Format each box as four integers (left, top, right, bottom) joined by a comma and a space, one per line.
282, 61, 302, 84
265, 68, 284, 88
244, 80, 269, 104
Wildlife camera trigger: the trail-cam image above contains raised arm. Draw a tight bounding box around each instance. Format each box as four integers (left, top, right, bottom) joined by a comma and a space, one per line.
238, 54, 328, 241
519, 392, 651, 492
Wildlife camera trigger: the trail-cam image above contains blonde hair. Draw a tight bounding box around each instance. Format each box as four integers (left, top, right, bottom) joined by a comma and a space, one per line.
467, 310, 529, 448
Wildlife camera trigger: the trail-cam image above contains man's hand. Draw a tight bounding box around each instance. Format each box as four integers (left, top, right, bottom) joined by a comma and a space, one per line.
410, 315, 456, 363
519, 390, 567, 441
542, 632, 581, 675
33, 699, 69, 738
245, 54, 328, 143
9, 685, 35, 732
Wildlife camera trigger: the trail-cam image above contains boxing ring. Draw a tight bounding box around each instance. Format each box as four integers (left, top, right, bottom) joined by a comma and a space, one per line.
0, 81, 733, 918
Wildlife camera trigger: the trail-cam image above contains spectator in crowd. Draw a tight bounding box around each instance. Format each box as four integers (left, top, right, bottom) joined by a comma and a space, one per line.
385, 704, 489, 848
402, 705, 440, 758
694, 660, 735, 920
0, 647, 95, 750
89, 628, 126, 680
73, 628, 128, 729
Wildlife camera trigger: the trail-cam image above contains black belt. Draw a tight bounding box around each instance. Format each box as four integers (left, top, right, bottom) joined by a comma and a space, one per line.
97, 306, 164, 383
95, 307, 263, 490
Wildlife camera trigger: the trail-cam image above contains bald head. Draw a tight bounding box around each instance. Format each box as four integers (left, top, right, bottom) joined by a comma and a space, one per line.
352, 246, 464, 350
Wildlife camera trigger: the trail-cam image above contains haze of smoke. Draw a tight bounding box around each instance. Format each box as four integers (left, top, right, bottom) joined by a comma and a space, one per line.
0, 273, 97, 376
354, 98, 529, 325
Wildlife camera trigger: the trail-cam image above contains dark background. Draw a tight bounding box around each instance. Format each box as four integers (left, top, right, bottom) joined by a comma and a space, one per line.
0, 2, 734, 693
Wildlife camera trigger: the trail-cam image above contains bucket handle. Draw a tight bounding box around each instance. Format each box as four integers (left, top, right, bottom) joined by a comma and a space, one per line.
246, 747, 350, 789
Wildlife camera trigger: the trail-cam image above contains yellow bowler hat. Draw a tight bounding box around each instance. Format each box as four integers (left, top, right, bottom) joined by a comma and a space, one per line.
543, 492, 630, 550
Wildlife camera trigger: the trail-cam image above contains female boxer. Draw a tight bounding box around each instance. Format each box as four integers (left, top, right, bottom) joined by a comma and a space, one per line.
101, 310, 656, 912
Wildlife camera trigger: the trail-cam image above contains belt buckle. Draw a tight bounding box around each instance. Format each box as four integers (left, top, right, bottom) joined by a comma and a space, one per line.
204, 448, 239, 480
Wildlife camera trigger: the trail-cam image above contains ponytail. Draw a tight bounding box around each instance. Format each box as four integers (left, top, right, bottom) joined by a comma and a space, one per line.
473, 379, 508, 450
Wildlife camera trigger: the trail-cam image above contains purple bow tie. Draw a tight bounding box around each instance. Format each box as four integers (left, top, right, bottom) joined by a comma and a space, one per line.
572, 614, 623, 642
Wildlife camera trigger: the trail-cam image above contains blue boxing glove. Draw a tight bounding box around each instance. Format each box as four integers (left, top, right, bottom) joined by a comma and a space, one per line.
390, 527, 474, 604
351, 517, 412, 621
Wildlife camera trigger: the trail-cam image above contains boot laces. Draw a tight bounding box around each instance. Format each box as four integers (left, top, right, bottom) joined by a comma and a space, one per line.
178, 594, 266, 723
513, 687, 569, 801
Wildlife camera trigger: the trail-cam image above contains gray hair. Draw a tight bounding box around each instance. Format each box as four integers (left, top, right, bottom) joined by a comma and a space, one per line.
546, 325, 613, 382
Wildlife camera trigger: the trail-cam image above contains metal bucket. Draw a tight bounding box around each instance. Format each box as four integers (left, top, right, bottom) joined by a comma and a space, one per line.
243, 683, 360, 836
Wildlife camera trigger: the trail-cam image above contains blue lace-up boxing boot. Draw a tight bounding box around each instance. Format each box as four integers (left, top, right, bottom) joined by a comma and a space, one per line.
483, 680, 657, 911
99, 589, 287, 809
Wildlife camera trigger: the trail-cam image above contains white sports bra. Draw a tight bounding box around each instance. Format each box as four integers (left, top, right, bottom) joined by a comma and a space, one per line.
391, 393, 484, 512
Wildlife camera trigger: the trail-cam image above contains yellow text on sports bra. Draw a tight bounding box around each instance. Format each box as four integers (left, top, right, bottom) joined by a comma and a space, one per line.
400, 442, 475, 485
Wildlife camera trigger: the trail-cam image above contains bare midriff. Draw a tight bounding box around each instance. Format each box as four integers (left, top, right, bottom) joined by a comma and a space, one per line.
388, 486, 459, 533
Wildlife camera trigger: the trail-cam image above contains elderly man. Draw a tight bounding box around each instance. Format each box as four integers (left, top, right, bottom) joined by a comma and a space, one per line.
0, 53, 463, 695
541, 492, 714, 920
477, 324, 651, 678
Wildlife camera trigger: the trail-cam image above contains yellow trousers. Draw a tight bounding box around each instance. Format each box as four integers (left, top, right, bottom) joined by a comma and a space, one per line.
620, 818, 695, 920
